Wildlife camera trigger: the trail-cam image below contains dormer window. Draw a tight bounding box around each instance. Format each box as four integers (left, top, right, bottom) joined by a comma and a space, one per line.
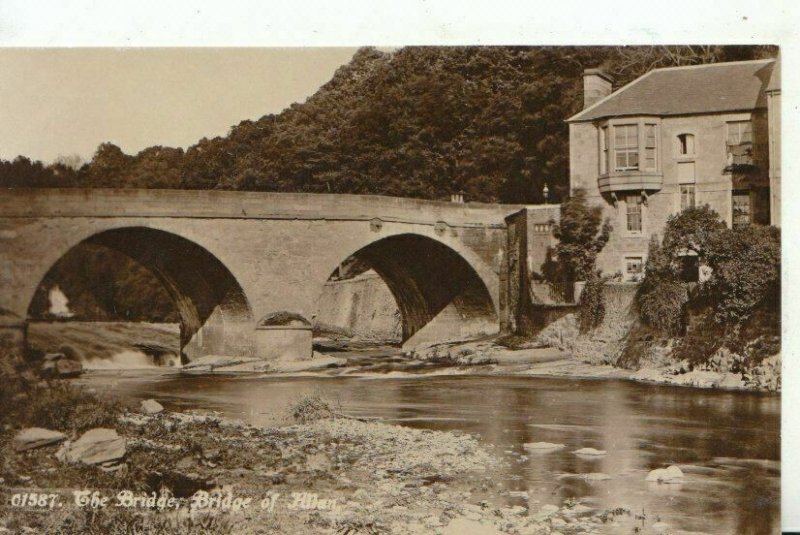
677, 133, 695, 156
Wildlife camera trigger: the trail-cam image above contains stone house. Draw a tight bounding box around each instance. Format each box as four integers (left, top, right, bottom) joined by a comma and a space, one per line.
567, 58, 780, 282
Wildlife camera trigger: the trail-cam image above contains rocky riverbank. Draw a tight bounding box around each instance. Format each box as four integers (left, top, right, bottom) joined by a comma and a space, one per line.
409, 335, 781, 393
0, 390, 669, 535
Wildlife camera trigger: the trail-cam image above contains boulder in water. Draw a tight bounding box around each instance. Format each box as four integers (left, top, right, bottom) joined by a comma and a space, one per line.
523, 442, 565, 451
13, 427, 67, 451
646, 465, 684, 483
573, 447, 606, 456
55, 359, 83, 377
64, 428, 126, 465
40, 353, 83, 378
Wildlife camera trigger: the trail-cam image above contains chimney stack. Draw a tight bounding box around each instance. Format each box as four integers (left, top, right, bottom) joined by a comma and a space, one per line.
582, 68, 613, 109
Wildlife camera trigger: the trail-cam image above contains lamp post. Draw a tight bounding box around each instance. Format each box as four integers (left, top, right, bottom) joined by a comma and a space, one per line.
543, 183, 550, 204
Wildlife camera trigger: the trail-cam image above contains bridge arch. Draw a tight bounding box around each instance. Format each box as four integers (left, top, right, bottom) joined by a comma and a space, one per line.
26, 226, 254, 360
317, 232, 499, 345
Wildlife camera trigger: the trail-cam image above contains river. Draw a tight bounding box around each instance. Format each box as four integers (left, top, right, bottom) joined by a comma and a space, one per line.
77, 370, 780, 534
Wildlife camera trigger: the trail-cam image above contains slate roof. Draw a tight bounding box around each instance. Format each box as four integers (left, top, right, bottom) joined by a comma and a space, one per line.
568, 59, 777, 123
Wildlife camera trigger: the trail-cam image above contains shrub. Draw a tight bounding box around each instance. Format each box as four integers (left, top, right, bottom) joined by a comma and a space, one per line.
578, 274, 606, 333
636, 236, 688, 336
290, 393, 335, 423
0, 342, 123, 433
551, 189, 611, 281
703, 224, 780, 325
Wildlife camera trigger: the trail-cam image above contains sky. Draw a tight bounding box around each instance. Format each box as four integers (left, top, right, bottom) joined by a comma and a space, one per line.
0, 48, 358, 163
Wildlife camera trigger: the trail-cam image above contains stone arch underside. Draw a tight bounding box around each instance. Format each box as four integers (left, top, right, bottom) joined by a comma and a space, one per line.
27, 227, 254, 360
341, 234, 498, 346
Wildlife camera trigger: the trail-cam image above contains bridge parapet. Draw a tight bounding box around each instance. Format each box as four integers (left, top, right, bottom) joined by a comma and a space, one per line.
0, 188, 526, 228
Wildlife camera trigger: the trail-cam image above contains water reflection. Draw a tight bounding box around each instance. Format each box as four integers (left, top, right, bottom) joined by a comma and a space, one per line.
79, 372, 780, 534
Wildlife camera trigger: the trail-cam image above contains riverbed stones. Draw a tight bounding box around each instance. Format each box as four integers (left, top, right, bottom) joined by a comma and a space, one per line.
140, 399, 164, 414
646, 465, 684, 483
13, 427, 66, 451
64, 428, 126, 465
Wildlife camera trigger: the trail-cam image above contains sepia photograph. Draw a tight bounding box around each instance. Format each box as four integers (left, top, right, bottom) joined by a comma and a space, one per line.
0, 8, 790, 533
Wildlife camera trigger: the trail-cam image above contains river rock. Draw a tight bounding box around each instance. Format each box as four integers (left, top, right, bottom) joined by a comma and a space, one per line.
54, 359, 83, 377
13, 428, 66, 451
573, 447, 606, 456
523, 442, 565, 451
646, 465, 684, 483
140, 399, 164, 414
65, 428, 126, 465
40, 353, 82, 378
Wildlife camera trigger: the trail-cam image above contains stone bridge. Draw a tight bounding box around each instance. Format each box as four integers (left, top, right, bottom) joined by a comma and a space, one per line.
0, 189, 559, 360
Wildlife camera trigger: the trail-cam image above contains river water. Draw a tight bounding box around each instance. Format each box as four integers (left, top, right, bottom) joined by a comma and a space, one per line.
78, 370, 780, 534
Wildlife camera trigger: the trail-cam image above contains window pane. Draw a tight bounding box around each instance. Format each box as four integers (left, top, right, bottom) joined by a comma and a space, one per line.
615, 127, 626, 145
626, 195, 642, 232
645, 148, 656, 170
629, 150, 639, 168
680, 184, 696, 211
645, 124, 656, 148
615, 124, 637, 148
678, 133, 695, 155
741, 122, 753, 144
626, 257, 643, 278
732, 191, 751, 228
727, 120, 753, 146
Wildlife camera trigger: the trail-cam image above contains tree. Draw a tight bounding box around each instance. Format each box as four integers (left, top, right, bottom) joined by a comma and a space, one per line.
551, 189, 611, 281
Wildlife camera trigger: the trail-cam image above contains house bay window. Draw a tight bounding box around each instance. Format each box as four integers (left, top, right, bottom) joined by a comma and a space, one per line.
597, 118, 662, 195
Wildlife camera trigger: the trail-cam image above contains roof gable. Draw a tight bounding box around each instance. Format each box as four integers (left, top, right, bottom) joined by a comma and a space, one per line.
568, 59, 776, 123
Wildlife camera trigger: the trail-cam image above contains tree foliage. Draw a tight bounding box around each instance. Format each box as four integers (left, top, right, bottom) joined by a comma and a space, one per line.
637, 236, 689, 336
637, 206, 780, 337
551, 189, 611, 281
